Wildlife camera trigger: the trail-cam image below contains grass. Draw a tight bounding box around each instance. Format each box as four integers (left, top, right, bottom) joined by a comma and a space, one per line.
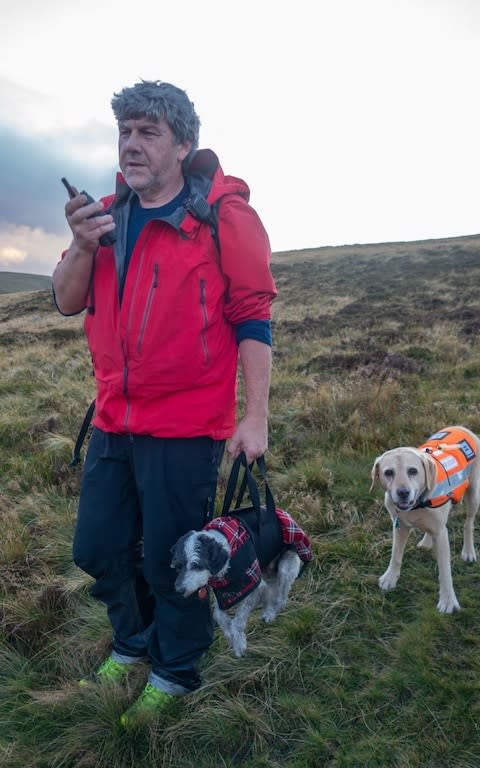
2, 234, 480, 766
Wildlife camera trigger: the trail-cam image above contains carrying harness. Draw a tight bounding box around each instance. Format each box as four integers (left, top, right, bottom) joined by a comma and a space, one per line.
206, 453, 312, 609
414, 427, 477, 509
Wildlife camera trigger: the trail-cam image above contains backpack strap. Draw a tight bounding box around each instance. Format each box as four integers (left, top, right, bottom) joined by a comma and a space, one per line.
70, 399, 95, 467
185, 193, 220, 253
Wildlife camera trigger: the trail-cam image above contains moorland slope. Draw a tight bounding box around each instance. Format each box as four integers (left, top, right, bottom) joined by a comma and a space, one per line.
2, 234, 480, 767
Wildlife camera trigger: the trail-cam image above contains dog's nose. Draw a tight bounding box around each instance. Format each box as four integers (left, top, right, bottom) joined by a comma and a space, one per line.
397, 487, 410, 502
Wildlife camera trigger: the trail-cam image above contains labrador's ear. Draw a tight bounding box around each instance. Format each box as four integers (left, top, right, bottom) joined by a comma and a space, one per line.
370, 457, 382, 492
421, 452, 438, 494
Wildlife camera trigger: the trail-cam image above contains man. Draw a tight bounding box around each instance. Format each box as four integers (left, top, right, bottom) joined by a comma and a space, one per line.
53, 80, 276, 726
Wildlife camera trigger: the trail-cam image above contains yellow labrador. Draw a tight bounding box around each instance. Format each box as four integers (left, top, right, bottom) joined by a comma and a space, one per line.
370, 426, 480, 613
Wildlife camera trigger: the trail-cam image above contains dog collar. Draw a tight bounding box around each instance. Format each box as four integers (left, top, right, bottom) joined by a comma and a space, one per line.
413, 492, 451, 510
412, 491, 430, 510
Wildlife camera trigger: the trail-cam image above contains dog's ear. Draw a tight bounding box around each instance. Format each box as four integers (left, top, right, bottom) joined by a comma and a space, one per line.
370, 457, 382, 491
170, 532, 194, 569
200, 533, 229, 576
421, 452, 437, 494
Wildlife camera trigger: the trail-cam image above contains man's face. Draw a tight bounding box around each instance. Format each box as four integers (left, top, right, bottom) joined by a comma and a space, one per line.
118, 117, 191, 203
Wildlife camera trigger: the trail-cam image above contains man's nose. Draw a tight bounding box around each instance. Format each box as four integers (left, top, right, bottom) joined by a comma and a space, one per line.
122, 131, 141, 150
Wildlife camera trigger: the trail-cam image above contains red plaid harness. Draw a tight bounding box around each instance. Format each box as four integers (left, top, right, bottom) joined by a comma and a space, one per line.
205, 507, 312, 609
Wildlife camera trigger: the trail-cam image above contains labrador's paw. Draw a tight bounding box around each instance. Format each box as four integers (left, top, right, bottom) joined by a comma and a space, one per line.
378, 570, 399, 591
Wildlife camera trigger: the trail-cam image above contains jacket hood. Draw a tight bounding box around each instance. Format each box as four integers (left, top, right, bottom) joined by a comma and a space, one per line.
184, 149, 251, 206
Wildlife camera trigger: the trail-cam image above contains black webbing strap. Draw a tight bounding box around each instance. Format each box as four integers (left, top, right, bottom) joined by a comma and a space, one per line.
221, 452, 275, 519
221, 453, 282, 567
69, 399, 96, 467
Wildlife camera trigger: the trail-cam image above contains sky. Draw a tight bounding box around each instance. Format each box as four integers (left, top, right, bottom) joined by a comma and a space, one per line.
0, 0, 479, 276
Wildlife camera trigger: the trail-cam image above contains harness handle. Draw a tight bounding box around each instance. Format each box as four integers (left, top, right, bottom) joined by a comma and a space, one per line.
221, 452, 275, 519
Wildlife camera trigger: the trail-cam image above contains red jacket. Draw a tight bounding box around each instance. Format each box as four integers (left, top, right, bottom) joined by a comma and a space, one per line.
82, 150, 276, 438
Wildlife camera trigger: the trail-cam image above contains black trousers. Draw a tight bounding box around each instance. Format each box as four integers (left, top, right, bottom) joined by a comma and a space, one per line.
73, 428, 225, 693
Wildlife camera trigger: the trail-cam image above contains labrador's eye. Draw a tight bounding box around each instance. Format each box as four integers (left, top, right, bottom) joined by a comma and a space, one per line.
407, 467, 418, 477
384, 469, 394, 478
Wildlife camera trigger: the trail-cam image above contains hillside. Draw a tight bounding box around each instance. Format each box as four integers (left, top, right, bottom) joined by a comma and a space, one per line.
0, 271, 51, 294
2, 233, 480, 768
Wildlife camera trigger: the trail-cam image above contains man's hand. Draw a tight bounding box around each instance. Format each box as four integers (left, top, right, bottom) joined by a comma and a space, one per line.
53, 194, 116, 314
227, 414, 268, 465
65, 194, 115, 252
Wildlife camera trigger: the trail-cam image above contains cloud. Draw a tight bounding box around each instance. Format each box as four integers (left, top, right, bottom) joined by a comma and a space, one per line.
0, 124, 116, 229
0, 76, 117, 241
0, 245, 26, 267
2, 0, 480, 271
0, 222, 69, 276
0, 80, 118, 275
0, 118, 120, 275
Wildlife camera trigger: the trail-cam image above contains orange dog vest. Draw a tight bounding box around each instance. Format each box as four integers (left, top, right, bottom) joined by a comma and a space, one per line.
418, 427, 476, 508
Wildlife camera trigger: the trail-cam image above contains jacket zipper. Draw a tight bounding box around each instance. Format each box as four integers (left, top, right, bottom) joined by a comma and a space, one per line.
137, 263, 159, 353
122, 339, 131, 430
122, 231, 153, 430
122, 229, 153, 430
200, 278, 210, 363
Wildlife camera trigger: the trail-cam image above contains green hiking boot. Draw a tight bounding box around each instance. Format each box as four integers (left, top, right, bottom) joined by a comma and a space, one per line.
120, 683, 175, 727
79, 656, 137, 687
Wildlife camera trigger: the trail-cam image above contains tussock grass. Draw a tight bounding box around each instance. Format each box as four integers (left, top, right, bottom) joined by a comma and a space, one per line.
2, 235, 480, 766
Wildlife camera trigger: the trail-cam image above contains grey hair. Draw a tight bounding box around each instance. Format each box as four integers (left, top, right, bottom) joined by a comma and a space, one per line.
111, 80, 200, 150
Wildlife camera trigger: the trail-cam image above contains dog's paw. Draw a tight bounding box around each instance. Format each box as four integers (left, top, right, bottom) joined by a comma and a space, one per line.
231, 634, 247, 658
461, 547, 477, 563
378, 570, 399, 591
437, 595, 461, 613
262, 606, 278, 623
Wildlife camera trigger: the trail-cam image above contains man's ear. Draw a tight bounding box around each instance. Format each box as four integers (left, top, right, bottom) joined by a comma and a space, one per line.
177, 140, 192, 163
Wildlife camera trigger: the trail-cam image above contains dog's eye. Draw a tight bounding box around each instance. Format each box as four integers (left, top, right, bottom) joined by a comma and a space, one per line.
407, 467, 418, 477
384, 469, 394, 478
190, 563, 203, 571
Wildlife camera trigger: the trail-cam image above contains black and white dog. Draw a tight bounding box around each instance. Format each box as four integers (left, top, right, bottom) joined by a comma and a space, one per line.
171, 506, 312, 657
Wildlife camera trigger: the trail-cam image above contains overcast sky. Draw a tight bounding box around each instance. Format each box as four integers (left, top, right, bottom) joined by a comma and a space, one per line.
1, 0, 479, 275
